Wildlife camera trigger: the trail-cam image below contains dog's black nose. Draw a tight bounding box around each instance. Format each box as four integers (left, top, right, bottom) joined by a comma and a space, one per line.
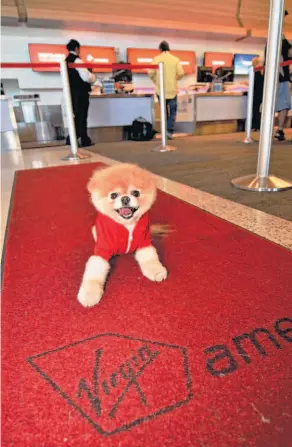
121, 196, 130, 206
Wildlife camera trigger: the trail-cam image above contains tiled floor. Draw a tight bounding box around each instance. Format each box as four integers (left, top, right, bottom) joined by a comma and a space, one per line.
1, 146, 292, 259
88, 132, 292, 221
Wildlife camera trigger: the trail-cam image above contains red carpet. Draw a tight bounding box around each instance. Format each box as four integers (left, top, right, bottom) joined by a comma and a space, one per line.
2, 163, 292, 447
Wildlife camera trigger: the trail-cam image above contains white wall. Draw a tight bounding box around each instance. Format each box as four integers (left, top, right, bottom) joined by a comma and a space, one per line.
1, 26, 265, 105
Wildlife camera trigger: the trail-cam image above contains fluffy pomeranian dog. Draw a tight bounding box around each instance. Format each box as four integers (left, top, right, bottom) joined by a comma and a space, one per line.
78, 163, 168, 307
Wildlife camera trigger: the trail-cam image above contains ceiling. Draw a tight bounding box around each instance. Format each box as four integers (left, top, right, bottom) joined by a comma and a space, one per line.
2, 0, 292, 40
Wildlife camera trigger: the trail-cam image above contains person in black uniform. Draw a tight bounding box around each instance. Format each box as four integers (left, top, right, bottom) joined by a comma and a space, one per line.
252, 57, 264, 131
65, 39, 96, 147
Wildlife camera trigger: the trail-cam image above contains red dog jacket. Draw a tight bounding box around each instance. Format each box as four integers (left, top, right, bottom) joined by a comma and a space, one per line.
94, 212, 152, 261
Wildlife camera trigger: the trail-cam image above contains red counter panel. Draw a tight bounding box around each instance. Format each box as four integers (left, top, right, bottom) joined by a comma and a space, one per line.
204, 52, 233, 69
28, 44, 116, 72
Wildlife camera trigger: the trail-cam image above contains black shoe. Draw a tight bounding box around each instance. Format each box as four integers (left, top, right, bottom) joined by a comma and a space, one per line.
275, 129, 285, 141
80, 141, 94, 148
66, 138, 82, 148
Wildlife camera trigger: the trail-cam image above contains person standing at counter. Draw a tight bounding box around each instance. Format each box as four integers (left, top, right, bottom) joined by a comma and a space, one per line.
149, 41, 184, 139
65, 39, 96, 147
251, 58, 264, 131
214, 67, 232, 82
264, 10, 292, 141
112, 61, 133, 93
112, 61, 133, 83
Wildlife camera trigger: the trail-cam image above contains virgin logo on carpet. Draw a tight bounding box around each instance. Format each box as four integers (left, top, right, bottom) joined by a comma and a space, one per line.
27, 333, 193, 436
76, 345, 160, 419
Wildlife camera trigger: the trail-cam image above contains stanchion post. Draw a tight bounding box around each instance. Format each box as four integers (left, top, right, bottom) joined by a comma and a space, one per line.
159, 61, 167, 149
153, 62, 176, 152
231, 0, 292, 192
59, 59, 91, 161
244, 65, 255, 143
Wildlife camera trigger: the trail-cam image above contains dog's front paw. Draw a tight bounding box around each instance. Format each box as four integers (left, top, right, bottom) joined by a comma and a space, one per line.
141, 262, 168, 282
77, 280, 104, 307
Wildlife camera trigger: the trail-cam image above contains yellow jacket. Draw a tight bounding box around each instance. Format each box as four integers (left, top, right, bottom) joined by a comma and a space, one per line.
149, 52, 184, 99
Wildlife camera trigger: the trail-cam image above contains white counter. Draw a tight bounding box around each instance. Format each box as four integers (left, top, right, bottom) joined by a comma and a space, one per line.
1, 96, 21, 150
87, 94, 154, 128
195, 94, 247, 121
174, 92, 247, 134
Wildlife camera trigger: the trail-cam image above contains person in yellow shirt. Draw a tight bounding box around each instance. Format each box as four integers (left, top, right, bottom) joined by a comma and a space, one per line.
149, 41, 184, 139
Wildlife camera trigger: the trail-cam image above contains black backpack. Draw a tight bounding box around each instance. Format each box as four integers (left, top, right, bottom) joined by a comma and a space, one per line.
127, 117, 156, 141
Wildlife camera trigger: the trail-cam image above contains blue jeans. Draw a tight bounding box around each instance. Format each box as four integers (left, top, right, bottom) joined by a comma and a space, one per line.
158, 96, 178, 134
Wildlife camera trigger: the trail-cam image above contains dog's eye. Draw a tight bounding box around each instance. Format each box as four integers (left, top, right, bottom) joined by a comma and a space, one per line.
131, 190, 140, 197
110, 192, 118, 200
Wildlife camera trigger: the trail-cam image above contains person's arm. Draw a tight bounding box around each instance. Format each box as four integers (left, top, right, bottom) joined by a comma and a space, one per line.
288, 39, 292, 58
222, 71, 232, 81
176, 61, 184, 80
74, 58, 96, 84
148, 58, 158, 83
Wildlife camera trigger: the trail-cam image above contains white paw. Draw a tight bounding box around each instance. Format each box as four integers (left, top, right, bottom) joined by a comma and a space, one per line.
77, 280, 104, 307
141, 262, 168, 282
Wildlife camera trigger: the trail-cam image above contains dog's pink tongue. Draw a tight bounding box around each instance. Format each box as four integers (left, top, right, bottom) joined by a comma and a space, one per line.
119, 208, 131, 216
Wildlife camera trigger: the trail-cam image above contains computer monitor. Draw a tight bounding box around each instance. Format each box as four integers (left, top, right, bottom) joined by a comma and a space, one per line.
214, 67, 234, 82
197, 66, 213, 83
197, 66, 234, 83
233, 54, 259, 75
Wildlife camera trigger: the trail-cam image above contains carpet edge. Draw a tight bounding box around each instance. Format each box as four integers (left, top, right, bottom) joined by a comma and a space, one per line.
1, 171, 17, 285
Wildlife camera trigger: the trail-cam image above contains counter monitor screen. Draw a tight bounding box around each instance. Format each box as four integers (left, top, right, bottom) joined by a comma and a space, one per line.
197, 67, 213, 83
197, 66, 234, 83
214, 67, 234, 82
234, 54, 259, 75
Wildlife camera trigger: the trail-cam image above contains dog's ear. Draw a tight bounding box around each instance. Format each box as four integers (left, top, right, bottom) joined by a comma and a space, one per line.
87, 176, 96, 194
87, 171, 102, 194
87, 167, 105, 193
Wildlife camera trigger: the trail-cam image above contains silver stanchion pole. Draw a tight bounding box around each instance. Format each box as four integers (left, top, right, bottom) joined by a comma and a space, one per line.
232, 0, 292, 191
153, 62, 176, 152
60, 59, 91, 161
243, 66, 255, 143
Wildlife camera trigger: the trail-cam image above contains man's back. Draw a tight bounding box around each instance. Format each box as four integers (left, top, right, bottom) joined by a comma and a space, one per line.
66, 52, 91, 95
150, 51, 184, 99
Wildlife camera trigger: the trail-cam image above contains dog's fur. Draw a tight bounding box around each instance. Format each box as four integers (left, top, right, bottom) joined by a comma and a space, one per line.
78, 164, 167, 307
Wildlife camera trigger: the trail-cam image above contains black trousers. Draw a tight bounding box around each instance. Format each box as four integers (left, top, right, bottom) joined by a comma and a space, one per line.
252, 100, 262, 131
66, 93, 91, 146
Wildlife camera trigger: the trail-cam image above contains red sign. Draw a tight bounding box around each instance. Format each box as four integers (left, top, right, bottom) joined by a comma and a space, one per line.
173, 50, 196, 75
28, 44, 116, 72
127, 48, 196, 74
204, 52, 233, 69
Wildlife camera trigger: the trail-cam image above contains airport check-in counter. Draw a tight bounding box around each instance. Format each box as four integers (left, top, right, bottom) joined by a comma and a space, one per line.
156, 92, 248, 135
1, 95, 21, 150
62, 93, 154, 143
87, 93, 154, 127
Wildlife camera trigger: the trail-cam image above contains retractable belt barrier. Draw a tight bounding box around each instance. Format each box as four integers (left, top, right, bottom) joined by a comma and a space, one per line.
0, 63, 158, 70
0, 61, 174, 160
